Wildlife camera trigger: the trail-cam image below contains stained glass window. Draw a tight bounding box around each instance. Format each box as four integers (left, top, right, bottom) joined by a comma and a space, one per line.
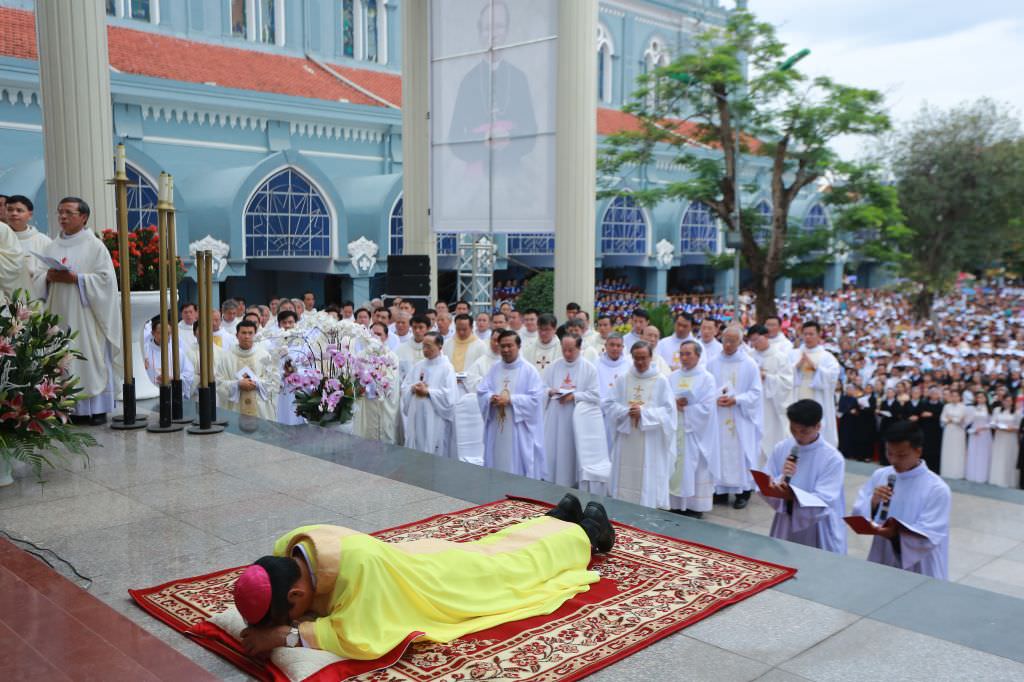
245, 168, 331, 258
803, 203, 829, 230
125, 164, 159, 231
389, 197, 403, 255
679, 201, 717, 254
596, 24, 613, 104
507, 233, 555, 255
342, 0, 355, 57
601, 196, 648, 255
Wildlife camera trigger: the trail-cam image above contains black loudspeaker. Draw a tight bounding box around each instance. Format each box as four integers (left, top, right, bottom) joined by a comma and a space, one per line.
387, 274, 430, 296
388, 255, 430, 276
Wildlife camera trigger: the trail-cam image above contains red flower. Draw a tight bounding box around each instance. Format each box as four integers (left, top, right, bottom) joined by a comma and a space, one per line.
27, 420, 44, 434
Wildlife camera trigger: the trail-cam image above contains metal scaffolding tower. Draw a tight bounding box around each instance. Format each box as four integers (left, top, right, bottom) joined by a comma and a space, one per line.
456, 233, 497, 315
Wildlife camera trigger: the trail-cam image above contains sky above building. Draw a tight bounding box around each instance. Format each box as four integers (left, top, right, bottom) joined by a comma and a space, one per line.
748, 0, 1024, 159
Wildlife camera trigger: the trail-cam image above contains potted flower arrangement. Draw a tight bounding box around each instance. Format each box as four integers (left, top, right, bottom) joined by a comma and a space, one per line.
261, 313, 398, 428
0, 291, 97, 486
99, 225, 186, 400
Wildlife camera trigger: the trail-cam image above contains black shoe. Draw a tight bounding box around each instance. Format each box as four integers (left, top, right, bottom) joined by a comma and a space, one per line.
582, 501, 615, 553
545, 493, 583, 524
732, 491, 751, 510
89, 413, 108, 426
713, 493, 730, 505
70, 414, 91, 426
681, 510, 704, 519
670, 508, 686, 516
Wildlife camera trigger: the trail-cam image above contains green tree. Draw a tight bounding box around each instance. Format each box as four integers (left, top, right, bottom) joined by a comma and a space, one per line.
515, 270, 554, 314
888, 99, 1024, 317
598, 10, 890, 321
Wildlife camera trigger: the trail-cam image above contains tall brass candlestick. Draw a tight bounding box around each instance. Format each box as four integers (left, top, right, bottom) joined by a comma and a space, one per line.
149, 172, 183, 433
188, 250, 223, 435
166, 175, 190, 424
203, 250, 227, 427
110, 143, 146, 430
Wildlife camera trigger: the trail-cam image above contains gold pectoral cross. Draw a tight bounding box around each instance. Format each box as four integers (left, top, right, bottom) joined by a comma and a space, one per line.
630, 383, 645, 429
497, 377, 511, 432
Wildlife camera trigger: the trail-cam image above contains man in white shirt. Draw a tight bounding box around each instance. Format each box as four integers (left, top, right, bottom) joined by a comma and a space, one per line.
392, 311, 413, 345
396, 314, 429, 381
697, 318, 723, 363
520, 308, 539, 344
764, 314, 793, 355
302, 291, 317, 315
475, 312, 492, 342
523, 313, 560, 373
5, 194, 50, 299
436, 311, 455, 341
622, 308, 649, 350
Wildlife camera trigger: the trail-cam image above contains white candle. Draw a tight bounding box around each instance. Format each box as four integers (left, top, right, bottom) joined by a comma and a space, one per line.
166, 175, 174, 205
115, 143, 126, 176
158, 172, 168, 202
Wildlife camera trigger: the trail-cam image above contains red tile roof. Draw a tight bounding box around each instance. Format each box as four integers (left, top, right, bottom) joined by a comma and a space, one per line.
0, 7, 396, 108
598, 107, 762, 152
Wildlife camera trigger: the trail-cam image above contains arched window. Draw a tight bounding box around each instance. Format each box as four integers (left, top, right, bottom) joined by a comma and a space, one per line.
596, 23, 614, 105
244, 168, 331, 258
642, 36, 670, 108
125, 164, 159, 231
601, 195, 648, 255
436, 232, 458, 256
679, 201, 717, 254
753, 200, 772, 246
507, 233, 555, 255
389, 196, 403, 255
803, 203, 829, 231
342, 0, 387, 63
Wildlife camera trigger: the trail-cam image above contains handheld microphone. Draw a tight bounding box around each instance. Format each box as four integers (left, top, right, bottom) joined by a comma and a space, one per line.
878, 473, 896, 522
784, 446, 799, 515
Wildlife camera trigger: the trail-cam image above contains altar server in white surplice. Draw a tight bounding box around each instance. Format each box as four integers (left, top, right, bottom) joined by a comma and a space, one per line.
604, 341, 677, 509
542, 334, 610, 494
791, 321, 841, 447
34, 198, 122, 423
402, 332, 458, 458
762, 399, 847, 555
143, 315, 196, 400
477, 330, 546, 479
851, 420, 951, 579
214, 319, 276, 420
5, 195, 50, 300
668, 340, 720, 517
748, 324, 793, 467
708, 326, 763, 509
0, 221, 29, 303
522, 313, 560, 374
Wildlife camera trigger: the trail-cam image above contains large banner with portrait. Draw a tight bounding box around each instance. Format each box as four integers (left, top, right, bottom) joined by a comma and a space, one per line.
430, 0, 557, 233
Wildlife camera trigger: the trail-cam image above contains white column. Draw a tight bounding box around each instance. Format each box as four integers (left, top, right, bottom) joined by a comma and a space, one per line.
35, 0, 116, 237
554, 0, 598, 319
400, 0, 437, 303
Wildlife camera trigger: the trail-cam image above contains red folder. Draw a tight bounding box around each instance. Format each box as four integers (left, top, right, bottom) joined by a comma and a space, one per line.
750, 470, 788, 499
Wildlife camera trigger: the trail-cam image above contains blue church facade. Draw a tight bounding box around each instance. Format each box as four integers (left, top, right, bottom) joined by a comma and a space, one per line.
0, 0, 866, 308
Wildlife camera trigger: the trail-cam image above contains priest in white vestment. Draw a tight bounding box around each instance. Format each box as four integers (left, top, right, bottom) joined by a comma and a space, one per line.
656, 313, 696, 372
519, 310, 539, 345
708, 326, 763, 509
642, 325, 673, 376
748, 325, 793, 467
396, 315, 429, 382
668, 340, 720, 517
851, 420, 950, 579
272, 310, 307, 425
401, 332, 458, 458
764, 315, 793, 355
214, 320, 276, 420
143, 315, 196, 399
596, 333, 629, 450
791, 321, 841, 447
762, 399, 848, 554
0, 221, 28, 303
522, 313, 560, 374
353, 322, 402, 444
697, 318, 723, 364
477, 330, 546, 479
444, 314, 487, 375
542, 334, 609, 493
4, 195, 50, 299
603, 341, 676, 509
453, 332, 500, 465
33, 198, 121, 424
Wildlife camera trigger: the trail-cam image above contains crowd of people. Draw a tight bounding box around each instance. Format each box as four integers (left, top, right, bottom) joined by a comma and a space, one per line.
6, 194, 1019, 582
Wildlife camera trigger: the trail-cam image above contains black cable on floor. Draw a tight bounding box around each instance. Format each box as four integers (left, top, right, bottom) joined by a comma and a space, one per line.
0, 529, 94, 588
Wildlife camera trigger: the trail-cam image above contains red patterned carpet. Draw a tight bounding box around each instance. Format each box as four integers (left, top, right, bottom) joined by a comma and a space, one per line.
130, 497, 795, 681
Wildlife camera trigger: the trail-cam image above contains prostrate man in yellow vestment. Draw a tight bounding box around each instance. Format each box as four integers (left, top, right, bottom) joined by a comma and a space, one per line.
215, 319, 276, 419
232, 493, 614, 660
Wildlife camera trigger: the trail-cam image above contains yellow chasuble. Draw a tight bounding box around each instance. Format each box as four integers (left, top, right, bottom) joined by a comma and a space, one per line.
450, 335, 475, 372
274, 517, 597, 660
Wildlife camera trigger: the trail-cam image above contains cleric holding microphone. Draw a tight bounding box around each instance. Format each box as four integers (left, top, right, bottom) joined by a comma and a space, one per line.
851, 420, 951, 579
761, 399, 848, 554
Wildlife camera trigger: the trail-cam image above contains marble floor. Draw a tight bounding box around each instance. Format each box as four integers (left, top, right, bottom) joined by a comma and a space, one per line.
1, 411, 1023, 681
